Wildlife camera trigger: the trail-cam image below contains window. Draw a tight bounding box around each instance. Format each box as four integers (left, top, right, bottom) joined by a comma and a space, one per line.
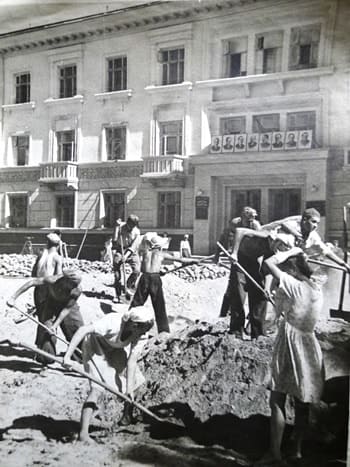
56, 195, 74, 227
103, 192, 125, 228
224, 37, 247, 77
57, 130, 76, 162
230, 190, 261, 220
160, 121, 183, 155
12, 135, 29, 166
220, 116, 246, 135
15, 73, 30, 103
106, 127, 126, 160
9, 195, 27, 227
287, 111, 316, 145
59, 65, 77, 98
255, 31, 283, 74
158, 192, 181, 228
252, 114, 280, 133
107, 56, 127, 92
268, 189, 301, 222
289, 25, 320, 70
160, 48, 184, 85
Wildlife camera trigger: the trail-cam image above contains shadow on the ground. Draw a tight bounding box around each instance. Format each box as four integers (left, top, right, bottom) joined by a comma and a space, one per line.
0, 415, 103, 443
83, 290, 114, 301
0, 359, 42, 373
141, 401, 347, 467
0, 342, 35, 360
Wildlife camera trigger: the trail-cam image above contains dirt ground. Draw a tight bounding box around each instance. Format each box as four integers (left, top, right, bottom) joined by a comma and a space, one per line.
0, 262, 348, 467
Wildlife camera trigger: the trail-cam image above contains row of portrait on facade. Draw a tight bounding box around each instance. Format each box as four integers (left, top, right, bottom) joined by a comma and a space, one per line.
210, 130, 313, 153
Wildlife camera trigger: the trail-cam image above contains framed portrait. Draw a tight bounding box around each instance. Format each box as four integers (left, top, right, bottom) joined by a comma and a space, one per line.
285, 131, 298, 150
259, 132, 272, 151
298, 129, 312, 149
246, 133, 259, 152
271, 131, 285, 151
234, 133, 247, 152
222, 134, 234, 153
210, 136, 222, 153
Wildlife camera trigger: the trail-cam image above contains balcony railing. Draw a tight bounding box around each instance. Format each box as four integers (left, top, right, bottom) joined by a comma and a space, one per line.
39, 161, 78, 188
142, 155, 185, 177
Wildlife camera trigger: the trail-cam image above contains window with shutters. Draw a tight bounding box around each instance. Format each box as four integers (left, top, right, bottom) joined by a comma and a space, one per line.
59, 65, 77, 98
289, 25, 320, 70
255, 31, 283, 74
105, 126, 126, 160
287, 111, 316, 145
15, 72, 31, 103
159, 48, 184, 85
107, 56, 127, 92
158, 192, 181, 228
9, 195, 28, 227
252, 114, 280, 133
223, 37, 248, 77
159, 121, 183, 155
220, 116, 246, 134
12, 135, 29, 166
56, 195, 74, 227
56, 130, 76, 162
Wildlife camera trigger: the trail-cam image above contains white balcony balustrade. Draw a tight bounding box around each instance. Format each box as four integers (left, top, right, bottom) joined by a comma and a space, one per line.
142, 155, 185, 177
39, 161, 78, 188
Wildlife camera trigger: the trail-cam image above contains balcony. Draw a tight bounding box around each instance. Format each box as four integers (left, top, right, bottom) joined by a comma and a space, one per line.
141, 155, 186, 186
39, 162, 78, 189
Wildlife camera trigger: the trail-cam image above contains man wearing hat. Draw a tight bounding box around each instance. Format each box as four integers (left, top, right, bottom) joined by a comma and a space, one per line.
63, 306, 154, 441
129, 233, 198, 333
31, 233, 63, 323
112, 215, 141, 302
7, 268, 84, 363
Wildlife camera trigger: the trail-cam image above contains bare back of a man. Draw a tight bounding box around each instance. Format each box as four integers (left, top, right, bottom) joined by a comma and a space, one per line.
140, 248, 166, 273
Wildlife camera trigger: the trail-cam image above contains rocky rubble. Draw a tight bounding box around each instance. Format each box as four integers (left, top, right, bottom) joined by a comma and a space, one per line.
0, 253, 228, 282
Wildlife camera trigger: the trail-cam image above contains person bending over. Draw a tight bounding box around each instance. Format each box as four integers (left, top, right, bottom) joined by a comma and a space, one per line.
63, 307, 154, 442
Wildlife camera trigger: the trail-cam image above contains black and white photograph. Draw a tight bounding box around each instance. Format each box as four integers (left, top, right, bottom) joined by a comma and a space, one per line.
210, 135, 222, 153
271, 131, 285, 150
0, 1, 349, 467
222, 134, 235, 152
247, 133, 259, 151
298, 129, 313, 149
285, 130, 299, 149
234, 133, 247, 152
259, 132, 272, 151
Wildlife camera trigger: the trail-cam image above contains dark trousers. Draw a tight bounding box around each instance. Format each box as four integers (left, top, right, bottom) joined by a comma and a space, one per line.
113, 252, 140, 298
225, 259, 267, 338
130, 273, 170, 333
35, 299, 84, 361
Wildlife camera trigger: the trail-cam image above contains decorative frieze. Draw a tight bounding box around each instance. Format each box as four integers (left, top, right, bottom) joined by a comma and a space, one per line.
79, 163, 143, 179
0, 168, 40, 183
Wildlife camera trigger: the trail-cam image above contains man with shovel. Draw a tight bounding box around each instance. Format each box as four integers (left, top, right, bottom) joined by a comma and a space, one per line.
63, 306, 154, 442
112, 215, 141, 303
129, 233, 199, 333
7, 269, 84, 363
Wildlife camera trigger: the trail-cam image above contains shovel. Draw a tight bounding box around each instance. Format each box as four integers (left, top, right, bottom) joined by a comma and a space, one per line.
217, 242, 275, 306
330, 205, 350, 322
8, 340, 185, 428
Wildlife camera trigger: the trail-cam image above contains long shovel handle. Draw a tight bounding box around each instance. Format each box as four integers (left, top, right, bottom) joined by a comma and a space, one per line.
14, 340, 166, 424
10, 304, 106, 383
307, 258, 348, 272
217, 241, 275, 306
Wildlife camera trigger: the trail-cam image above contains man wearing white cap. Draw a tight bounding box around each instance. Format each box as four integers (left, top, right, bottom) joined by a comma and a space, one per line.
7, 268, 84, 363
63, 306, 154, 441
129, 233, 198, 333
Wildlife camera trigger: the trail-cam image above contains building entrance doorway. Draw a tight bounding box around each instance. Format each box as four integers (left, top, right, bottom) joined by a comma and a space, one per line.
268, 188, 301, 222
230, 189, 261, 219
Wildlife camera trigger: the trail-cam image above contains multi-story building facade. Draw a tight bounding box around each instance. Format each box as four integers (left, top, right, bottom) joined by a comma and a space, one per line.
0, 0, 349, 257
